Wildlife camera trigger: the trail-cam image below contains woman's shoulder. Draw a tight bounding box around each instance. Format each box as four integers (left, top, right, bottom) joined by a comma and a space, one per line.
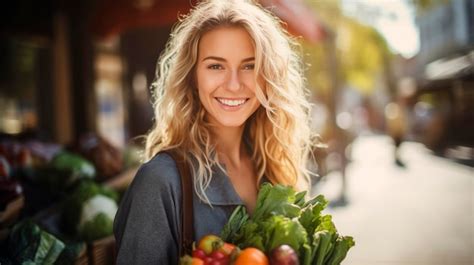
130, 152, 181, 193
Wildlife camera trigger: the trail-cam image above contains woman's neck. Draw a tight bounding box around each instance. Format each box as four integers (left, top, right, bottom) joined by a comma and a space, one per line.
212, 125, 246, 168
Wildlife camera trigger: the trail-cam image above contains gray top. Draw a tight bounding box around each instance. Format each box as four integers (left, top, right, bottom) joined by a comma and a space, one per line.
113, 152, 247, 265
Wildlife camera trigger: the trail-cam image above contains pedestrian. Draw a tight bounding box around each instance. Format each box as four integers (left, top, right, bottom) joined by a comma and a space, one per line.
385, 99, 408, 167
114, 0, 315, 264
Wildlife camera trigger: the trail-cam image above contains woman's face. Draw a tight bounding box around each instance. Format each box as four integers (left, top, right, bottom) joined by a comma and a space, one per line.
196, 26, 262, 129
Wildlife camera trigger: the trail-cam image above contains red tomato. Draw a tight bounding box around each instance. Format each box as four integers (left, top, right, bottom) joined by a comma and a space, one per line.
217, 243, 236, 256
193, 249, 207, 260
210, 251, 225, 260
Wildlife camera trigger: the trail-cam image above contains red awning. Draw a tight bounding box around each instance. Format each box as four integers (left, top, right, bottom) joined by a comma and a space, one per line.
260, 0, 327, 42
91, 0, 327, 43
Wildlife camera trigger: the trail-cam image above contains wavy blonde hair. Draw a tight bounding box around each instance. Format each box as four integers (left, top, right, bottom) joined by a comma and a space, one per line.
145, 0, 314, 202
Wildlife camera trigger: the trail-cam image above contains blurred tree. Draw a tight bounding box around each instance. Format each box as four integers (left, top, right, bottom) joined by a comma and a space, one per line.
301, 0, 391, 97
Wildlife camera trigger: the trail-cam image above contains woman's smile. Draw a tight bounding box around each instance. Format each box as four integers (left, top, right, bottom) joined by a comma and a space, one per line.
215, 97, 249, 110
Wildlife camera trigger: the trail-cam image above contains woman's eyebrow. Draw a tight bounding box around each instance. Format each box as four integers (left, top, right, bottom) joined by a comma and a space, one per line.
201, 56, 255, 62
202, 56, 226, 62
241, 57, 255, 63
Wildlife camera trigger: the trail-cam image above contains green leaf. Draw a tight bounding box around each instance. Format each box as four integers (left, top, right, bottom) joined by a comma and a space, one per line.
326, 235, 355, 265
264, 216, 307, 254
252, 184, 301, 221
221, 205, 248, 242
294, 190, 307, 207
234, 220, 264, 251
39, 231, 65, 264
310, 230, 321, 263
301, 243, 312, 265
313, 230, 332, 265
299, 195, 328, 245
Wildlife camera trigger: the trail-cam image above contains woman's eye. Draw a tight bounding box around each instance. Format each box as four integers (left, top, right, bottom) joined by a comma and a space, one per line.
208, 64, 223, 70
243, 64, 255, 70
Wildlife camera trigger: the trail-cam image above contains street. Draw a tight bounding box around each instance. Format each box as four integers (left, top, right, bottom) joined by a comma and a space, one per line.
312, 135, 473, 265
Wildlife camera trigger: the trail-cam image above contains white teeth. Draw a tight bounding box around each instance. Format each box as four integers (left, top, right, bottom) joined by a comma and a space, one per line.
217, 98, 247, 107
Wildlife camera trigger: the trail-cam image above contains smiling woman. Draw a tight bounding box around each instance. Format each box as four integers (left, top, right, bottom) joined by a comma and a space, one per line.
113, 1, 316, 264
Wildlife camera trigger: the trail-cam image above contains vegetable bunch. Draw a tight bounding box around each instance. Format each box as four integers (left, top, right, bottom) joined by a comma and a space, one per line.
180, 234, 268, 265
221, 183, 354, 265
62, 179, 119, 241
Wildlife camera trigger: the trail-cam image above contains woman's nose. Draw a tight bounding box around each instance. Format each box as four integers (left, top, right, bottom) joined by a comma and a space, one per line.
225, 70, 241, 91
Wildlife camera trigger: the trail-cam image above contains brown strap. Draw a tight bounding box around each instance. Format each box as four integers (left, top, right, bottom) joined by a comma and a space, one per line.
165, 150, 194, 256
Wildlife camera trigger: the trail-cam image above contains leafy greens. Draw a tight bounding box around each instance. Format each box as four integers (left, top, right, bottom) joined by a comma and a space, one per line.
221, 183, 355, 265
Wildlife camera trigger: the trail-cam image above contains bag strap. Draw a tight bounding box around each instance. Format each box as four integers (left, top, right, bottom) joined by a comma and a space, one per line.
165, 150, 194, 256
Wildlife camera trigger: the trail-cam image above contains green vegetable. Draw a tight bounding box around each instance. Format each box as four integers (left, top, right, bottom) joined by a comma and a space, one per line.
36, 151, 96, 192
62, 180, 118, 241
7, 220, 65, 264
221, 183, 355, 265
79, 210, 116, 241
50, 151, 96, 183
263, 215, 307, 251
252, 183, 301, 221
326, 236, 355, 265
55, 242, 86, 265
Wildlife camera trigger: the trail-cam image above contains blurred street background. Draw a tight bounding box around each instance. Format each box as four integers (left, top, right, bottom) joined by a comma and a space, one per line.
0, 0, 473, 264
312, 134, 473, 265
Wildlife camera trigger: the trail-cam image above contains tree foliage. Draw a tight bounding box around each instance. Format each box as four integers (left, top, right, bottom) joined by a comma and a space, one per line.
301, 0, 391, 96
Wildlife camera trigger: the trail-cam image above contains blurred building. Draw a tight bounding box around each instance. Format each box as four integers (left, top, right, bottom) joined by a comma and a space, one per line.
414, 0, 474, 156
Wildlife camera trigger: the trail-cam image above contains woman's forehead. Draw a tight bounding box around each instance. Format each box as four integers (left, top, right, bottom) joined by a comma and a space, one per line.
197, 26, 255, 60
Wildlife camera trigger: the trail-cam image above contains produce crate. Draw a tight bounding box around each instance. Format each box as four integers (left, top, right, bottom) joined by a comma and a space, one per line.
88, 235, 116, 265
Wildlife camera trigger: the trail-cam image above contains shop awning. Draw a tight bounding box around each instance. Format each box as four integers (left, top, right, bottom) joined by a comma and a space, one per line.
91, 0, 328, 43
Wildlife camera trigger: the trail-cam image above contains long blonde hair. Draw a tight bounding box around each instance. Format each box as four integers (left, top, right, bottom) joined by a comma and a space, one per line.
145, 0, 314, 202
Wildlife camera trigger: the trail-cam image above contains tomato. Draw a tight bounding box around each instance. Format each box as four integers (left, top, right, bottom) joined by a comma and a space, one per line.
234, 247, 269, 265
193, 249, 207, 260
217, 243, 236, 256
198, 235, 224, 255
203, 256, 213, 265
210, 251, 225, 260
191, 258, 204, 265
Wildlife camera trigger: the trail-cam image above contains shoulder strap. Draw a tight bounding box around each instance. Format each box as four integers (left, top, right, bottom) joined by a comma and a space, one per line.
165, 150, 194, 256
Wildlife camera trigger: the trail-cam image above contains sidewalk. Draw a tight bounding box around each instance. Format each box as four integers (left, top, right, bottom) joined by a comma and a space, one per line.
312, 135, 473, 265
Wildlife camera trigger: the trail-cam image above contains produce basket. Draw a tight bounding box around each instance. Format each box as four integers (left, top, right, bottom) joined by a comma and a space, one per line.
88, 235, 115, 265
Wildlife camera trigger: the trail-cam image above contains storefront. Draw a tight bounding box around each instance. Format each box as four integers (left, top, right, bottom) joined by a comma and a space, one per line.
414, 0, 474, 154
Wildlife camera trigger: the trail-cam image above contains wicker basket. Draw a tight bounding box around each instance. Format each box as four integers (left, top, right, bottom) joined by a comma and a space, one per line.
88, 235, 116, 265
73, 235, 116, 265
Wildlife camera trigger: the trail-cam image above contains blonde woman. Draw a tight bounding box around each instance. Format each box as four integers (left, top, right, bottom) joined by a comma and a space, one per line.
114, 0, 314, 263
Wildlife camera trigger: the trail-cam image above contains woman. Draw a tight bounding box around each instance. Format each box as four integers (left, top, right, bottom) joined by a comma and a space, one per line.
114, 0, 315, 264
